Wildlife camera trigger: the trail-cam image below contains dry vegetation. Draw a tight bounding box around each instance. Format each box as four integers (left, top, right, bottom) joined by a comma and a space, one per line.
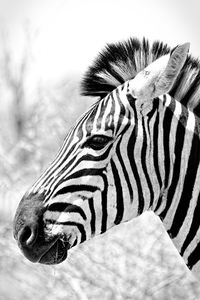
0, 25, 200, 300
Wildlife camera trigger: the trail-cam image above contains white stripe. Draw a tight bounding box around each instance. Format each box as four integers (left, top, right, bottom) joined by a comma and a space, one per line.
186, 110, 195, 132
165, 94, 171, 107
174, 101, 182, 119
101, 97, 112, 131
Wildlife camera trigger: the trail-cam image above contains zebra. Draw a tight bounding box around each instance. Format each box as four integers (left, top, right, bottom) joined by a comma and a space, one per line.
13, 37, 200, 280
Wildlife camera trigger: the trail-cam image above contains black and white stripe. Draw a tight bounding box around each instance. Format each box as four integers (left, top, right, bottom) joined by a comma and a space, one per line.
15, 38, 200, 277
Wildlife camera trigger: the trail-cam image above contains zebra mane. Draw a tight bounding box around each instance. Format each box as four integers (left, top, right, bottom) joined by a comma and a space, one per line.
81, 37, 200, 117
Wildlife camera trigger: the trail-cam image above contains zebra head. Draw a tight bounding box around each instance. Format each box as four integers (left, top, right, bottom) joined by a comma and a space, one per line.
13, 42, 189, 265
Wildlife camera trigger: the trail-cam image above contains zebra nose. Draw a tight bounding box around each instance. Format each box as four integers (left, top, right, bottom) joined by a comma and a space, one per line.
14, 192, 45, 247
18, 223, 38, 247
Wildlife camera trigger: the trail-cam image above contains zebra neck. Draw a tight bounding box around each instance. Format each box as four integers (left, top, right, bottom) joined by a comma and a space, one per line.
152, 96, 200, 273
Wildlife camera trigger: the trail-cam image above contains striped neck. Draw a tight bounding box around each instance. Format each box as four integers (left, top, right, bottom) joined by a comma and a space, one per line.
152, 95, 200, 275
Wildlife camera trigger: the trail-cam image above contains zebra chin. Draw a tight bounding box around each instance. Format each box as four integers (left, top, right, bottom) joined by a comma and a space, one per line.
37, 239, 69, 265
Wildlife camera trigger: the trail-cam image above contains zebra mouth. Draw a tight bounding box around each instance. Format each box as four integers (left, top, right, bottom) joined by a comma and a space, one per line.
39, 239, 69, 265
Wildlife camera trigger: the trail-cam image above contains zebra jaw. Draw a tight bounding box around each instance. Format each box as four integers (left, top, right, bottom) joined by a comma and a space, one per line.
38, 238, 69, 265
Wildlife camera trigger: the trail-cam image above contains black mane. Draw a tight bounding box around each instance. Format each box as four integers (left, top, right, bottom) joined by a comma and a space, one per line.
81, 37, 200, 117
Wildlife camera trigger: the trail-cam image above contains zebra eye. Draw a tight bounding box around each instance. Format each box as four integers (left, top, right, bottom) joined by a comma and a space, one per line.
83, 135, 112, 150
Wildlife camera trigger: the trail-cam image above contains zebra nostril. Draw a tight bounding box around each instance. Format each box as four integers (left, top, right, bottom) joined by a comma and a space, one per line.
18, 224, 38, 247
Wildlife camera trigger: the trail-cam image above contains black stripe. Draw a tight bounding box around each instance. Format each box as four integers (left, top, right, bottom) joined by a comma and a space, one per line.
54, 184, 98, 197
111, 159, 124, 224
115, 88, 126, 133
80, 143, 113, 161
159, 106, 186, 218
163, 98, 175, 189
187, 241, 200, 269
146, 99, 158, 121
116, 133, 133, 202
72, 238, 78, 247
154, 195, 163, 213
48, 202, 87, 220
169, 130, 200, 238
63, 168, 103, 181
153, 107, 162, 190
68, 222, 86, 243
48, 202, 71, 211
194, 103, 200, 118
96, 97, 109, 130
126, 93, 137, 110
127, 99, 144, 214
105, 93, 115, 132
146, 100, 158, 175
121, 83, 125, 91
141, 117, 154, 207
180, 192, 200, 256
88, 198, 96, 235
85, 104, 99, 134
101, 173, 108, 233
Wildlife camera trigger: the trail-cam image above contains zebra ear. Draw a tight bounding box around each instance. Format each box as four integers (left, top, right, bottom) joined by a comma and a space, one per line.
129, 43, 190, 100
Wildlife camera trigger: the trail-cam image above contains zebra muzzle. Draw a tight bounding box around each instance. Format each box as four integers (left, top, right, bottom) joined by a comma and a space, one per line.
13, 192, 70, 264
16, 227, 69, 265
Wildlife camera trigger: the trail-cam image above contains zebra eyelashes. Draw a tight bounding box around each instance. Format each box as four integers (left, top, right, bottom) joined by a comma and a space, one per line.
82, 134, 113, 150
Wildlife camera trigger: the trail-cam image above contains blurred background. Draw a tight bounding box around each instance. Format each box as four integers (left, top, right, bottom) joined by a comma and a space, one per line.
1, 0, 200, 299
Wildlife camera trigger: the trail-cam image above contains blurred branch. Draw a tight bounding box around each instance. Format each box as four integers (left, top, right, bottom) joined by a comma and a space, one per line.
149, 274, 184, 296
1, 26, 26, 141
0, 21, 38, 145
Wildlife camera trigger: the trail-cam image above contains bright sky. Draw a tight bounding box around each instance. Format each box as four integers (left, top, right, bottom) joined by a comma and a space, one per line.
1, 0, 200, 83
